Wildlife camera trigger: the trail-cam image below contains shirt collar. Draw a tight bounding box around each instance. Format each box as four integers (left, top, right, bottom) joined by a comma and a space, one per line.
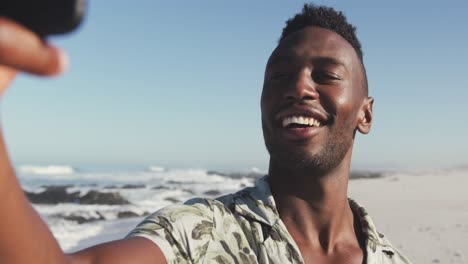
233, 175, 279, 226
349, 198, 396, 256
232, 175, 396, 256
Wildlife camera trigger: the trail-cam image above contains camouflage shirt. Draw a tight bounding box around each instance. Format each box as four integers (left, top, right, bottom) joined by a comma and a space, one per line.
127, 176, 412, 263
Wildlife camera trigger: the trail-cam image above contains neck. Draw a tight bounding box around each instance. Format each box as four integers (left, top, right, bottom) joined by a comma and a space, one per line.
268, 149, 360, 252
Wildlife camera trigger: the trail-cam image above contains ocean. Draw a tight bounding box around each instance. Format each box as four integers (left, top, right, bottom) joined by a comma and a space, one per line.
17, 165, 263, 252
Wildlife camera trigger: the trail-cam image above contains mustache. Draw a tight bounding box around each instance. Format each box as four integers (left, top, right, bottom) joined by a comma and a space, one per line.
273, 100, 331, 121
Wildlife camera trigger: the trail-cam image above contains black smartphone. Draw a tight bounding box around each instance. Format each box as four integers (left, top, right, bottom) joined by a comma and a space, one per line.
0, 0, 86, 36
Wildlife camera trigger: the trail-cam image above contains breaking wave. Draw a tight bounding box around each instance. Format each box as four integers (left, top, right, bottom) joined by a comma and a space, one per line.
147, 166, 166, 172
18, 165, 76, 175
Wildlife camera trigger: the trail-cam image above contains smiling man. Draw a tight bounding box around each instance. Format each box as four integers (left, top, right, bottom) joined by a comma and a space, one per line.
0, 3, 412, 264
124, 4, 413, 264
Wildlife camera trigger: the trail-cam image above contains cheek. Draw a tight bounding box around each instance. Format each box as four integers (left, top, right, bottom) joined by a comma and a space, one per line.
260, 88, 275, 119
334, 87, 357, 112
260, 91, 280, 138
335, 93, 362, 129
336, 94, 352, 113
320, 89, 359, 126
260, 100, 272, 132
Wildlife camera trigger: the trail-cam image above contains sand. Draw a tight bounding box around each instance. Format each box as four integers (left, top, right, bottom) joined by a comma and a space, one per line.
349, 169, 468, 264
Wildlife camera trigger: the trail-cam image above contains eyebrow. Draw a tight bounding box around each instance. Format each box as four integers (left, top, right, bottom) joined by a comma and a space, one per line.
266, 55, 294, 67
312, 57, 346, 68
267, 55, 346, 68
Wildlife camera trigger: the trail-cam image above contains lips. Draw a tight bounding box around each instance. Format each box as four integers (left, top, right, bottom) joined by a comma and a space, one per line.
274, 105, 329, 140
281, 115, 321, 128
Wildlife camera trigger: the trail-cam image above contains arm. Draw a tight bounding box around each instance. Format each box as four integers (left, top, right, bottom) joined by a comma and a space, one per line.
0, 17, 166, 264
67, 238, 166, 264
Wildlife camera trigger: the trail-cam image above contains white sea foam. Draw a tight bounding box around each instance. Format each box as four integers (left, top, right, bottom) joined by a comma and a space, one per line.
65, 218, 143, 253
19, 165, 76, 175
148, 166, 166, 172
250, 167, 266, 174
46, 217, 104, 251
160, 169, 226, 183
20, 166, 260, 251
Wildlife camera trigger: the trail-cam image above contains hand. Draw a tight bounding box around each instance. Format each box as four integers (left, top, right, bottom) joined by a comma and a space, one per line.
0, 17, 68, 97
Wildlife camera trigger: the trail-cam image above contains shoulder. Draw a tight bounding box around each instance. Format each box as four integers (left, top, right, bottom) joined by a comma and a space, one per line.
125, 198, 226, 263
127, 196, 256, 263
135, 197, 233, 239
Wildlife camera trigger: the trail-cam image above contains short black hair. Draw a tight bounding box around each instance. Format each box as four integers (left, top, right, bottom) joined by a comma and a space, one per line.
280, 3, 368, 94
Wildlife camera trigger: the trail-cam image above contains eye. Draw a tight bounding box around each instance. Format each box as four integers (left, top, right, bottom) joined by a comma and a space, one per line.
312, 71, 341, 84
269, 72, 291, 81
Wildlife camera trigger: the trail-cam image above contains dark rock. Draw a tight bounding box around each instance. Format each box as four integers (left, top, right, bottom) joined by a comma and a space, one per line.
80, 190, 130, 205
166, 180, 197, 184
25, 186, 130, 205
80, 183, 97, 187
203, 190, 221, 196
206, 170, 263, 179
182, 188, 195, 194
117, 211, 140, 219
166, 180, 182, 184
164, 197, 181, 203
63, 213, 105, 224
349, 171, 385, 180
206, 170, 226, 176
25, 186, 80, 204
152, 185, 170, 190
121, 184, 146, 189
40, 184, 74, 189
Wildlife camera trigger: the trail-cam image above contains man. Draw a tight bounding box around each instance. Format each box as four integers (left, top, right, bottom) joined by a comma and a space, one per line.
0, 3, 412, 264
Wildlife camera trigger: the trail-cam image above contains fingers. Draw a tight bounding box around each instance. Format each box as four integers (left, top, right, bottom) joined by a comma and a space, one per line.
0, 65, 16, 97
0, 17, 67, 76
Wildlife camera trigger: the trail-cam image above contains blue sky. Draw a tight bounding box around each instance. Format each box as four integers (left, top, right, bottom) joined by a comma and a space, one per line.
2, 0, 467, 170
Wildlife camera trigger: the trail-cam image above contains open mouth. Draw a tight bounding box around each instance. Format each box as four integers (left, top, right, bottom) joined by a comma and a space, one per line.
273, 106, 328, 140
281, 115, 322, 128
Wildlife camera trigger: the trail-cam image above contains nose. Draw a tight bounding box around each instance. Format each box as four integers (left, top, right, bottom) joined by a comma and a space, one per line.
284, 68, 318, 102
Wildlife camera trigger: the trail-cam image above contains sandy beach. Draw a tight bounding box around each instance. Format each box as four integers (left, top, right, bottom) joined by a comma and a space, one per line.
349, 169, 468, 263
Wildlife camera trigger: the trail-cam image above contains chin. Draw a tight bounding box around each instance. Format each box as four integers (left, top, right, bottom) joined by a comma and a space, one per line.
266, 138, 351, 175
268, 144, 321, 170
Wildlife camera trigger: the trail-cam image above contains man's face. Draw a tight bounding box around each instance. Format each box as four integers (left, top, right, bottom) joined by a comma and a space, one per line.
261, 26, 371, 173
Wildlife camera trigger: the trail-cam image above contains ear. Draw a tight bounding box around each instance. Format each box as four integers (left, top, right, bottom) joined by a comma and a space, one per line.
357, 96, 374, 134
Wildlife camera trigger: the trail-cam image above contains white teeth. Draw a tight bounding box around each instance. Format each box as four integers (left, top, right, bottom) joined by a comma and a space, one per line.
281, 115, 322, 128
282, 117, 290, 127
